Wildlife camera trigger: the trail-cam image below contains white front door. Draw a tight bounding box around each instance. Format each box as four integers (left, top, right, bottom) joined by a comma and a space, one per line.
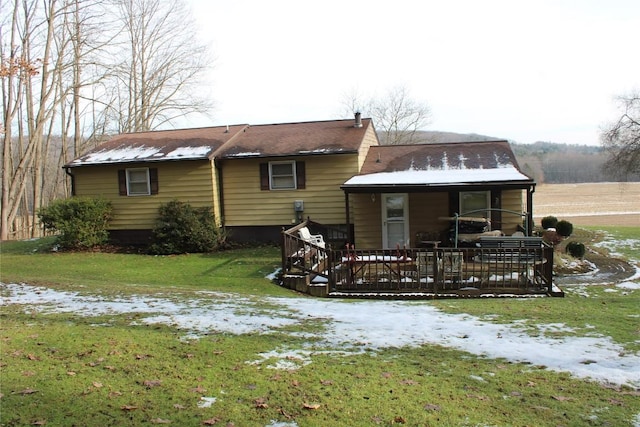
382, 193, 409, 249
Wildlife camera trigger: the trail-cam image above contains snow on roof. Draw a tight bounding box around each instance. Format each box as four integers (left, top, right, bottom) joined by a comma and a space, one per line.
69, 145, 215, 165
344, 165, 532, 187
344, 142, 533, 187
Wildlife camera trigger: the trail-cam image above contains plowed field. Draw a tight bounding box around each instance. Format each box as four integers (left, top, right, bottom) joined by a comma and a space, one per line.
533, 182, 640, 227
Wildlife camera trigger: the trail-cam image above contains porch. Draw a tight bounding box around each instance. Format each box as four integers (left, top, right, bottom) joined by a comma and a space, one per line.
281, 220, 562, 298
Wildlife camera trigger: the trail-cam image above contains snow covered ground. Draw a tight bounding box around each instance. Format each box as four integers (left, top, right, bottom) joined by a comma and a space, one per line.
2, 278, 639, 388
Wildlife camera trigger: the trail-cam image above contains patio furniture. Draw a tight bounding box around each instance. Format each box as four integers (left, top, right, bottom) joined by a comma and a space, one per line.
298, 226, 325, 248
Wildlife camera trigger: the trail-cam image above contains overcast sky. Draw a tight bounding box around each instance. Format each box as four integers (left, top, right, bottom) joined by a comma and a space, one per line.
185, 0, 639, 146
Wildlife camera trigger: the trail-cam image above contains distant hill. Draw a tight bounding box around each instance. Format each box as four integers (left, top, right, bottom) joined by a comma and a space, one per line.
387, 131, 638, 183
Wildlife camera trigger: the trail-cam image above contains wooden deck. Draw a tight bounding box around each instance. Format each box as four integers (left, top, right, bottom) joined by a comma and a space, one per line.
281, 221, 561, 299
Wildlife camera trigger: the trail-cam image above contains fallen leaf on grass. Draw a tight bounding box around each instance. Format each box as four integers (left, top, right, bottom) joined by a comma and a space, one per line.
551, 395, 573, 402
393, 416, 407, 423
150, 418, 171, 424
26, 354, 40, 361
320, 379, 333, 386
14, 388, 38, 395
31, 420, 46, 425
67, 371, 76, 376
108, 391, 123, 398
92, 382, 103, 388
173, 404, 186, 410
423, 403, 441, 411
400, 379, 418, 385
143, 380, 162, 388
135, 354, 152, 360
22, 371, 36, 377
202, 417, 220, 425
121, 405, 138, 411
189, 385, 207, 393
279, 408, 292, 419
254, 397, 268, 409
302, 403, 321, 410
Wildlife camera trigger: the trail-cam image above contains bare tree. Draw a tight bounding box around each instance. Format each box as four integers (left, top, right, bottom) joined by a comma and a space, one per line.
1, 0, 214, 239
340, 85, 432, 145
601, 90, 640, 179
106, 0, 213, 132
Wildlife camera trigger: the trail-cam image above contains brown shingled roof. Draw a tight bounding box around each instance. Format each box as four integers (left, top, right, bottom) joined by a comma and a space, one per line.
359, 140, 524, 174
66, 118, 373, 167
66, 125, 248, 167
215, 118, 372, 158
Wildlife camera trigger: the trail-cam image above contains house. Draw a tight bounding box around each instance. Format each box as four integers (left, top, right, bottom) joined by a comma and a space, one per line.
66, 116, 557, 296
65, 116, 534, 248
64, 115, 377, 244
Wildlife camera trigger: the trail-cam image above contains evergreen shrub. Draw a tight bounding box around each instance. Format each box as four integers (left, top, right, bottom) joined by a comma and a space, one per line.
37, 197, 113, 249
149, 200, 221, 255
565, 241, 586, 258
540, 215, 558, 229
555, 220, 574, 237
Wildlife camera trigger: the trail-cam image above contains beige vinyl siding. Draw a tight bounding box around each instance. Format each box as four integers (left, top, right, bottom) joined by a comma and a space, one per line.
72, 160, 216, 230
352, 193, 382, 248
222, 154, 359, 226
408, 193, 450, 246
500, 189, 526, 234
358, 125, 379, 169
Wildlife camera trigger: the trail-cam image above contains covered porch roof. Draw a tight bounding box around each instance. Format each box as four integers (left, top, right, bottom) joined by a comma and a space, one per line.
341, 141, 535, 193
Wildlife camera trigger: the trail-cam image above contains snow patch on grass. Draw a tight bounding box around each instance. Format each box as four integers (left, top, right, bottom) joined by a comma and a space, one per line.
2, 282, 639, 388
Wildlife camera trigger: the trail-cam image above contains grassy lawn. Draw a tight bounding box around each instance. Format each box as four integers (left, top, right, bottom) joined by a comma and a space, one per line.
1, 231, 639, 426
1, 238, 289, 297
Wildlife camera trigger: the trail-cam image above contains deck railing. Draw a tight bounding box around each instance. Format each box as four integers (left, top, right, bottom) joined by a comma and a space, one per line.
282, 222, 555, 297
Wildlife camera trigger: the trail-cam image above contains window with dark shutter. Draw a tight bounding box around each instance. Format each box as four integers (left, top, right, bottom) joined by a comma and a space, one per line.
261, 161, 306, 190
119, 167, 157, 196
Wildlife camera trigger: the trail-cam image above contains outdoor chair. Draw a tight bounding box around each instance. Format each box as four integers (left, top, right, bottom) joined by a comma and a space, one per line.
298, 227, 326, 249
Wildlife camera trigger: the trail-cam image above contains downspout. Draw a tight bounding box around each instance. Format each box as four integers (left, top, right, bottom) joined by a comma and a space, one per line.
215, 159, 225, 227
64, 166, 75, 196
344, 191, 352, 245
527, 185, 535, 236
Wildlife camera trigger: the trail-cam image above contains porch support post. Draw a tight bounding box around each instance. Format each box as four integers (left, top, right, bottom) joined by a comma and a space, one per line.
526, 186, 535, 235
344, 191, 352, 244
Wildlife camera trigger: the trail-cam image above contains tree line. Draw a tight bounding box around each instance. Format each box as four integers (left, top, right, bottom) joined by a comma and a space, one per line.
1, 0, 212, 240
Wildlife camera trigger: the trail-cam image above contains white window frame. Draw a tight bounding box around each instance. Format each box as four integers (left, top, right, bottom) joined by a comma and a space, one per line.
126, 168, 151, 196
459, 190, 491, 219
269, 161, 296, 190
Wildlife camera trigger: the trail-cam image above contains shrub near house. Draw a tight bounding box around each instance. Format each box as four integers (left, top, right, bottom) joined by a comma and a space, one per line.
148, 200, 224, 255
37, 197, 112, 249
